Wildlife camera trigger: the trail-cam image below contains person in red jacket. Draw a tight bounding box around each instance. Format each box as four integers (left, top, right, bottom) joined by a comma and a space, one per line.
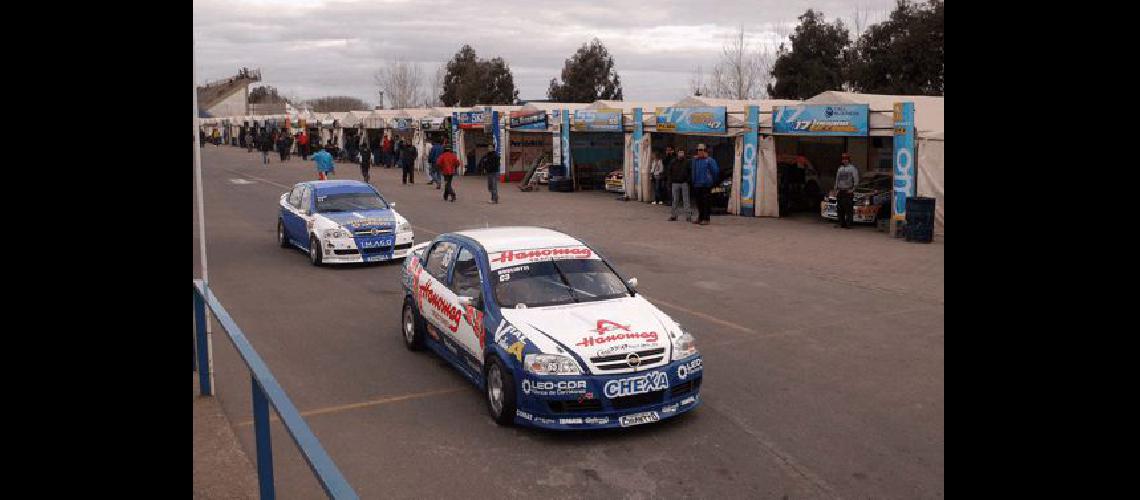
436, 144, 461, 202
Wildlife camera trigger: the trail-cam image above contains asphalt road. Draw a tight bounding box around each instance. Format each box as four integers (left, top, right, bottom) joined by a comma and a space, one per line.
193, 145, 944, 499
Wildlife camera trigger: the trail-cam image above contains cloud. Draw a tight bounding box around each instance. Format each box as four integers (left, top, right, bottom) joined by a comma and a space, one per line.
194, 0, 898, 103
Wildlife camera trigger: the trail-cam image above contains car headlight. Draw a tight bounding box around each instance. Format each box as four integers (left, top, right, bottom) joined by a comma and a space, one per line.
323, 227, 350, 239
524, 354, 582, 376
397, 220, 410, 232
672, 332, 698, 360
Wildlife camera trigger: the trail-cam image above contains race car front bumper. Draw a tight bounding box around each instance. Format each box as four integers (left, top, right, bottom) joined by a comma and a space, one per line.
319, 230, 415, 263
513, 355, 704, 430
820, 200, 879, 223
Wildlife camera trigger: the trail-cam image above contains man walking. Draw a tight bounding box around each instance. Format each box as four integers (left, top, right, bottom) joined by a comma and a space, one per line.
382, 135, 394, 168
400, 141, 418, 185
668, 148, 692, 221
427, 140, 444, 188
277, 132, 289, 162
359, 140, 373, 184
690, 144, 719, 225
258, 130, 272, 165
436, 145, 460, 202
313, 146, 334, 180
298, 130, 310, 160
479, 148, 500, 204
834, 152, 860, 229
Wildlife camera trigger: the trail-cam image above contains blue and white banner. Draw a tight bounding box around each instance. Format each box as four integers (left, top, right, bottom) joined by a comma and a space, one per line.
892, 102, 915, 222
457, 111, 485, 129
654, 107, 726, 133
492, 110, 501, 158
740, 105, 759, 216
510, 109, 548, 130
561, 109, 572, 176
551, 110, 562, 165
572, 109, 623, 132
632, 108, 642, 197
772, 104, 869, 136
389, 118, 412, 130
451, 113, 461, 150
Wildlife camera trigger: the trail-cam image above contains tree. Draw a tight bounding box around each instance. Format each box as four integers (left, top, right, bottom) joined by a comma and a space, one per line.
547, 38, 623, 102
248, 85, 286, 104
767, 9, 851, 99
440, 45, 518, 106
306, 96, 369, 112
847, 0, 943, 95
374, 59, 424, 109
693, 27, 773, 99
689, 65, 709, 97
423, 64, 446, 107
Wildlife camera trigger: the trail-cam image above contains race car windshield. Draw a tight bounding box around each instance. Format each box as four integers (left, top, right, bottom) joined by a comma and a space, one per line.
315, 192, 388, 213
494, 259, 630, 308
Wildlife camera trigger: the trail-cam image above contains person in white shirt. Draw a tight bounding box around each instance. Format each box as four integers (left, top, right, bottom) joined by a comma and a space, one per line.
834, 152, 860, 229
650, 150, 666, 205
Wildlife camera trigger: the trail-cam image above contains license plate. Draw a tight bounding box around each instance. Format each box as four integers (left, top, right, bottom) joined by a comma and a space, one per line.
364, 254, 388, 262
619, 411, 660, 427
360, 237, 394, 249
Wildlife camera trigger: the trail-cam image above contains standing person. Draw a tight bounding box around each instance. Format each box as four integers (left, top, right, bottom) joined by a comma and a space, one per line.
199, 129, 206, 148
258, 130, 272, 165
427, 139, 444, 188
668, 148, 692, 221
466, 149, 477, 176
834, 152, 860, 229
312, 146, 334, 180
662, 146, 675, 205
277, 132, 289, 162
382, 135, 394, 168
479, 148, 500, 204
246, 131, 254, 153
436, 145, 460, 202
650, 150, 666, 205
399, 141, 418, 185
298, 130, 310, 160
359, 140, 373, 184
690, 144, 720, 225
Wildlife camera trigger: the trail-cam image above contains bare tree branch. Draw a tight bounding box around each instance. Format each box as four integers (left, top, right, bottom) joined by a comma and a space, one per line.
374, 59, 425, 109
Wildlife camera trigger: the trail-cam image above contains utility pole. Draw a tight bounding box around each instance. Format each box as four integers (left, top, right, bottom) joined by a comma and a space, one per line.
192, 39, 215, 393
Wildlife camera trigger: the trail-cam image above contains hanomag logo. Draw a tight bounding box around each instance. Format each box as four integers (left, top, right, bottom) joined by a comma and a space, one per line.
576, 319, 659, 348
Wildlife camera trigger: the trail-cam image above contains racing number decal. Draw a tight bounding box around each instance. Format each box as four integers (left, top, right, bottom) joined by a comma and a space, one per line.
507, 341, 525, 362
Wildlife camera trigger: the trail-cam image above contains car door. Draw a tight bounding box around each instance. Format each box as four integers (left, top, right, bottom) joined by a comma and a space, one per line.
447, 245, 488, 364
281, 186, 305, 243
419, 241, 463, 348
296, 186, 314, 247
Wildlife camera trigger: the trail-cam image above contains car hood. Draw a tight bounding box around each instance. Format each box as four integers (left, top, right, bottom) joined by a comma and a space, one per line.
500, 295, 679, 371
316, 209, 398, 230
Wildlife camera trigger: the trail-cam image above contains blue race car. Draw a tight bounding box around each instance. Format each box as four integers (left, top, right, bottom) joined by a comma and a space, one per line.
278, 180, 414, 265
400, 227, 703, 429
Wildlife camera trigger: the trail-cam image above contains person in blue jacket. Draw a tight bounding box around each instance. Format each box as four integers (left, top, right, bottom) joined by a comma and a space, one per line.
427, 140, 445, 188
690, 143, 719, 225
313, 147, 335, 180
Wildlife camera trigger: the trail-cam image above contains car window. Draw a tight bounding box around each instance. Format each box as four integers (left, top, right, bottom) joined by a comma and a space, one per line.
299, 187, 312, 214
493, 259, 630, 308
425, 242, 457, 282
288, 187, 304, 208
450, 248, 483, 300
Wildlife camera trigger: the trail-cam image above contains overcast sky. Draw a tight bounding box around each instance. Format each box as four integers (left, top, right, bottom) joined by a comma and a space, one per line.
193, 0, 896, 106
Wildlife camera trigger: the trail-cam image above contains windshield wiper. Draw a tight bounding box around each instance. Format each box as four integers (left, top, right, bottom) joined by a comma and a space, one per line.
550, 263, 580, 303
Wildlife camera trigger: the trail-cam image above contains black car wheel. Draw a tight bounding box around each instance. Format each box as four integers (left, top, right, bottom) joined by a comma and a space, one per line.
309, 235, 323, 266
485, 357, 517, 426
401, 297, 425, 351
278, 219, 290, 248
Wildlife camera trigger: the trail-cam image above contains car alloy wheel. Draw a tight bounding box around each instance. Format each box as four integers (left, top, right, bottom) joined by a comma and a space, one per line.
403, 306, 415, 344
278, 220, 289, 248
309, 236, 323, 266
488, 362, 504, 417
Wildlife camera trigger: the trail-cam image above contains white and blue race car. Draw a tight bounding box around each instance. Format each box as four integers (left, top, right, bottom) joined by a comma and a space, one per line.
278, 180, 414, 265
400, 227, 703, 430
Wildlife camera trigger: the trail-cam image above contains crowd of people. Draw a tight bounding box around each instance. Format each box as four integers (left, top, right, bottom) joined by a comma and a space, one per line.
644, 143, 719, 225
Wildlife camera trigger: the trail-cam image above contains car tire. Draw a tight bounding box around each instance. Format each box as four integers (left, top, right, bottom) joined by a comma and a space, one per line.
484, 356, 517, 426
309, 235, 323, 266
401, 297, 425, 351
278, 219, 290, 248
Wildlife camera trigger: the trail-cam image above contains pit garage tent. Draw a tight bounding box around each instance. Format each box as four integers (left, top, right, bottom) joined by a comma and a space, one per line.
582, 100, 672, 202
804, 91, 944, 233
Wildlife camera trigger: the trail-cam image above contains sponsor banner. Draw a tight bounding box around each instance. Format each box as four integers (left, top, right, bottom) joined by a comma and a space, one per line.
571, 109, 623, 132
457, 111, 485, 129
604, 371, 669, 399
654, 107, 726, 133
451, 113, 461, 152
577, 319, 659, 348
521, 379, 588, 396
551, 110, 562, 165
676, 358, 703, 379
892, 102, 915, 222
632, 107, 642, 196
561, 110, 572, 175
510, 109, 548, 130
773, 104, 869, 136
583, 416, 610, 425
488, 246, 596, 270
492, 110, 502, 160
420, 117, 445, 130
740, 105, 759, 216
560, 418, 583, 425
619, 411, 661, 427
390, 117, 413, 130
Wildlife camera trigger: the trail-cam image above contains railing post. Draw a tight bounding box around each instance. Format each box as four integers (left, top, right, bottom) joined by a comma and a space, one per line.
194, 287, 212, 396
252, 376, 276, 500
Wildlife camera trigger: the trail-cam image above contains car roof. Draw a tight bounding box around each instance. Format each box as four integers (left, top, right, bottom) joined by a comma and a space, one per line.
452, 226, 585, 253
303, 180, 377, 196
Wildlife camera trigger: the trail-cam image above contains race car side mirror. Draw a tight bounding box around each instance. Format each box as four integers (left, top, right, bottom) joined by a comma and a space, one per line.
389, 202, 397, 209
627, 277, 639, 289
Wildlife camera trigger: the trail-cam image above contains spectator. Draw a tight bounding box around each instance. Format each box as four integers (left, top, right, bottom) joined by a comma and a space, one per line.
436, 145, 460, 202
359, 140, 373, 184
834, 152, 860, 229
383, 135, 394, 168
690, 144, 719, 225
427, 140, 445, 189
246, 131, 254, 153
277, 132, 289, 162
258, 130, 273, 165
313, 146, 334, 180
199, 129, 206, 148
650, 150, 666, 205
668, 148, 692, 222
298, 130, 310, 160
479, 148, 500, 204
399, 141, 418, 185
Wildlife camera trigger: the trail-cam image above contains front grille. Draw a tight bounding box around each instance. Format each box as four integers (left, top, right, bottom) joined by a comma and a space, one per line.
670, 377, 701, 398
333, 249, 359, 255
353, 228, 394, 237
590, 348, 666, 371
610, 389, 665, 410
548, 399, 604, 413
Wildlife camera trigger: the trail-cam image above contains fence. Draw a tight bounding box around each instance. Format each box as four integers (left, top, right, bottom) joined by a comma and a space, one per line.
194, 280, 358, 500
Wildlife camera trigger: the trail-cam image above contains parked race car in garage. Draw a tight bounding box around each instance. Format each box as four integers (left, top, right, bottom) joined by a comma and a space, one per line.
820, 172, 892, 224
278, 180, 414, 265
400, 227, 703, 430
604, 169, 624, 193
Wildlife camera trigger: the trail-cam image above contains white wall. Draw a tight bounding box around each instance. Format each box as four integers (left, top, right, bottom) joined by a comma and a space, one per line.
207, 87, 247, 118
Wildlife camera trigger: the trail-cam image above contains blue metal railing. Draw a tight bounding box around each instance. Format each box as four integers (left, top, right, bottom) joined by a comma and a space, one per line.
194, 280, 358, 500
